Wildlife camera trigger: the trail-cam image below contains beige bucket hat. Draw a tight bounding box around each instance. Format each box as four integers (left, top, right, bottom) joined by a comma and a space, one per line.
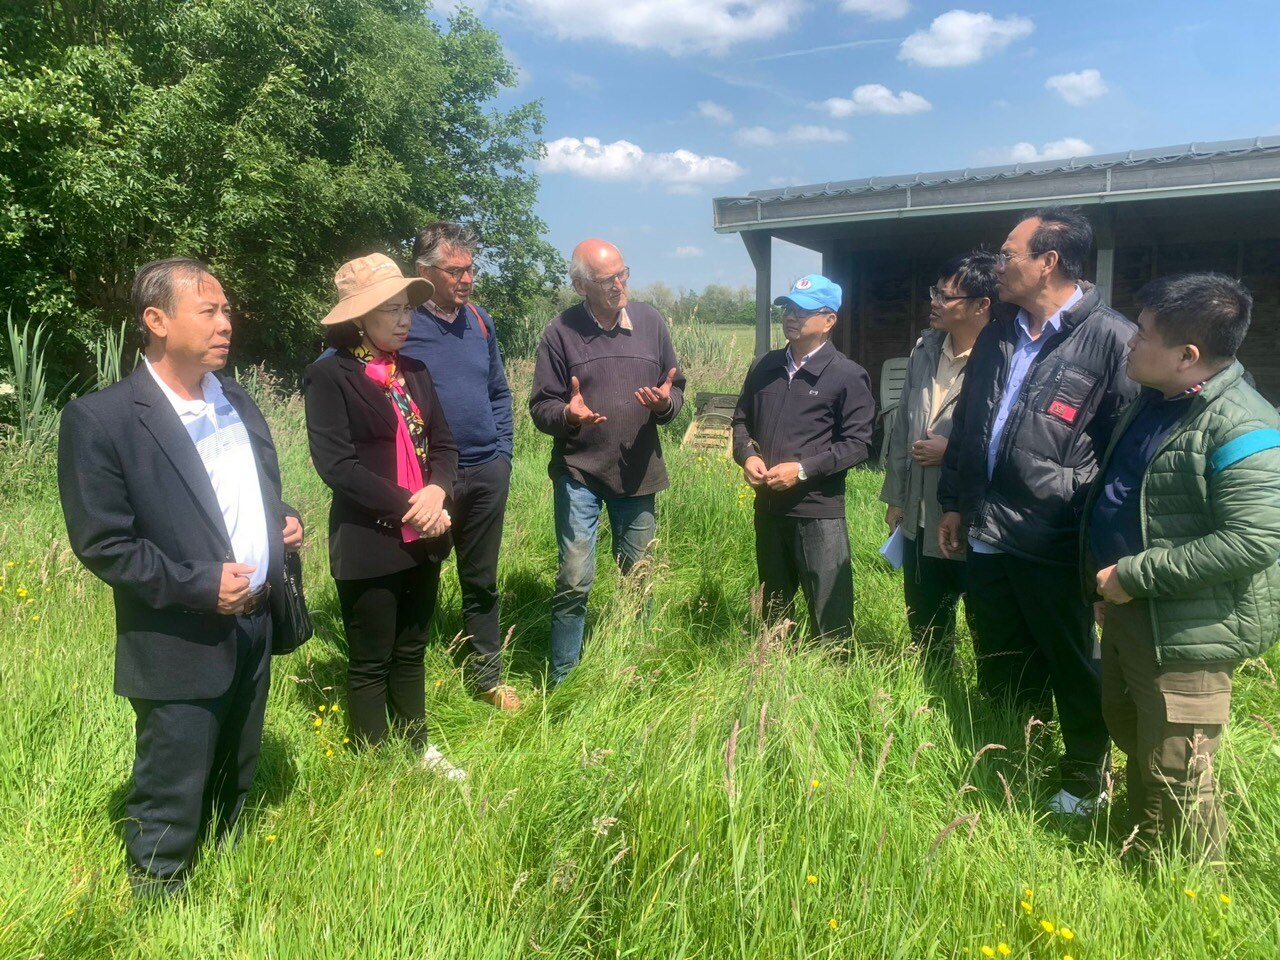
320, 253, 434, 326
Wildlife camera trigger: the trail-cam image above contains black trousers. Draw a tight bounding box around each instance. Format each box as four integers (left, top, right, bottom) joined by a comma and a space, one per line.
336, 561, 440, 747
754, 512, 855, 642
126, 608, 271, 886
901, 531, 966, 664
964, 550, 1109, 797
450, 456, 511, 692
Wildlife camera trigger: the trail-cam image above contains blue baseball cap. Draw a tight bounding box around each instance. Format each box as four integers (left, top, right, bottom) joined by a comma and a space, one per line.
774, 274, 842, 312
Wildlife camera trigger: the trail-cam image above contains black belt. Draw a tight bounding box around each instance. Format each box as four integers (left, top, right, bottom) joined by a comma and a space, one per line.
240, 584, 271, 616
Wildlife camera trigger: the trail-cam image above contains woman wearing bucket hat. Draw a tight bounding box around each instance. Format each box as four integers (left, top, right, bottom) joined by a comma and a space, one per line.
304, 253, 464, 778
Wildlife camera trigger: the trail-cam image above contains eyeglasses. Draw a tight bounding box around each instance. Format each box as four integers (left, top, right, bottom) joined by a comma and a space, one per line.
993, 251, 1041, 270
781, 305, 835, 320
586, 266, 630, 288
928, 285, 984, 304
372, 304, 414, 317
434, 263, 478, 281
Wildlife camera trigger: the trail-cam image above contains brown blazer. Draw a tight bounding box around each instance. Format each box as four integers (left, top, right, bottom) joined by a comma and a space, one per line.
303, 350, 458, 580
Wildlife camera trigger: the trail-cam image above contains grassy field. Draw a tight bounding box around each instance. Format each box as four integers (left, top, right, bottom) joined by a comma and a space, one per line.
1, 339, 1278, 959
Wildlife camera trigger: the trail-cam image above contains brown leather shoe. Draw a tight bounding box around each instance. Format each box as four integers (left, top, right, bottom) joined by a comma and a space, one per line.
477, 684, 524, 711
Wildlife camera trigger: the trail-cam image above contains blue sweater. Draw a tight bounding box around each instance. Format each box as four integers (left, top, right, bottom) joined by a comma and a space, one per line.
401, 302, 513, 467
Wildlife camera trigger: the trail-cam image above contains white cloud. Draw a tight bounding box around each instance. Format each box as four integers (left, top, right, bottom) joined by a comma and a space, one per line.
821, 83, 932, 117
697, 100, 735, 125
839, 0, 910, 19
735, 125, 849, 147
539, 136, 745, 191
995, 137, 1095, 163
674, 246, 704, 258
899, 10, 1034, 67
500, 0, 802, 56
1045, 69, 1108, 106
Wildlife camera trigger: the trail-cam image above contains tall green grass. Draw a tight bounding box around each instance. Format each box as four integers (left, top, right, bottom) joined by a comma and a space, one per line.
0, 361, 1277, 959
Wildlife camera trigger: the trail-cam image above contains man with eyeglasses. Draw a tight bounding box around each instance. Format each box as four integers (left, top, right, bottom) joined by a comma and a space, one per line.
880, 252, 997, 670
937, 207, 1137, 816
530, 238, 685, 685
404, 221, 521, 710
732, 275, 874, 646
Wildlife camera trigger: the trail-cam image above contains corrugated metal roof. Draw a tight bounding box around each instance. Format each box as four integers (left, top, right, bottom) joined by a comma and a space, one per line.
717, 135, 1280, 207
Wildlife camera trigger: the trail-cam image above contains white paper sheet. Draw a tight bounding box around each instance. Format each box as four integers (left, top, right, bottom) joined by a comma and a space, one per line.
879, 524, 905, 569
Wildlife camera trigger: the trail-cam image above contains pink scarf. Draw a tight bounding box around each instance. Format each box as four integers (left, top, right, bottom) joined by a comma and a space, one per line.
362, 355, 426, 543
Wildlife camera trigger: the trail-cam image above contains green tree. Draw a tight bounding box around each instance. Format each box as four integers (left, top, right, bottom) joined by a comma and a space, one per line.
0, 0, 562, 378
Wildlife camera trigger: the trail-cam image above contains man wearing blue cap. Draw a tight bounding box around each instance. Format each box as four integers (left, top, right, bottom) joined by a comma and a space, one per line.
732, 275, 875, 643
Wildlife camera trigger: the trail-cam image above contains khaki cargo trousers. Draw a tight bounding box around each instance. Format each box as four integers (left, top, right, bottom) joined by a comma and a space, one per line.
1100, 599, 1235, 865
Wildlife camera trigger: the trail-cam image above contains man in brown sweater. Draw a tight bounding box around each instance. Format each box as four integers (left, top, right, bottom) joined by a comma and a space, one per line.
530, 239, 685, 685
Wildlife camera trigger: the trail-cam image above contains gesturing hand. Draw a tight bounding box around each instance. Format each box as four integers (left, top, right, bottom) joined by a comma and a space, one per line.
743, 455, 768, 489
635, 367, 678, 413
565, 376, 607, 427
218, 563, 257, 615
910, 430, 947, 467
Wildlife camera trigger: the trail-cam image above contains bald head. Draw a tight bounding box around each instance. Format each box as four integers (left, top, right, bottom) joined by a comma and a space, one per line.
570, 239, 623, 282
570, 238, 629, 323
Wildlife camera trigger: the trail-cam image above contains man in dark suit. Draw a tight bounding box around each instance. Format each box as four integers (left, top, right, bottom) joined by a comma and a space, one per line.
58, 257, 302, 897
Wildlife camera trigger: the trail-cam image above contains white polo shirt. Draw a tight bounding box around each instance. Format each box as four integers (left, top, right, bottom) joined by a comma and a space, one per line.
145, 360, 271, 591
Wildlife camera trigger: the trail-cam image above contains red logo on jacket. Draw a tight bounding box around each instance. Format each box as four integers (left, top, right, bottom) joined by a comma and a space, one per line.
1048, 400, 1079, 423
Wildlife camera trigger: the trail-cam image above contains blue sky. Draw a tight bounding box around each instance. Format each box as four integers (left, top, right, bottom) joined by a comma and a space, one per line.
441, 1, 1280, 295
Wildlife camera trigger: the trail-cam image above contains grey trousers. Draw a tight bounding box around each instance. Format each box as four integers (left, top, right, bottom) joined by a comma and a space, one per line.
753, 512, 854, 642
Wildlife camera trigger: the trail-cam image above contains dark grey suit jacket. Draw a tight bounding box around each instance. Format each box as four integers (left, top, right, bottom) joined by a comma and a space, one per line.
58, 365, 296, 700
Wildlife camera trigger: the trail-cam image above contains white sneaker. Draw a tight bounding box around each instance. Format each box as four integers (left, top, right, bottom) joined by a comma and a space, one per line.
1047, 788, 1107, 816
420, 744, 467, 781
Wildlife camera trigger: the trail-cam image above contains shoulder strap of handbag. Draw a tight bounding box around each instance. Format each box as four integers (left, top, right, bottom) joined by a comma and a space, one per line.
466, 303, 490, 340
1208, 428, 1280, 474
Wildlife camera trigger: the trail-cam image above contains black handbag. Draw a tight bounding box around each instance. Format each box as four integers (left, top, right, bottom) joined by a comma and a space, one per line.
272, 549, 314, 655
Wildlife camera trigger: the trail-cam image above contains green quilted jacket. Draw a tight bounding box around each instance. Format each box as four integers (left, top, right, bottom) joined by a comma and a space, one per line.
1081, 362, 1280, 664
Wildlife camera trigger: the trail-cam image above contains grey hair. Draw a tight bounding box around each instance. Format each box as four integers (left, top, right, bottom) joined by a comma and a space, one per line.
568, 250, 591, 284
131, 257, 214, 346
412, 221, 479, 270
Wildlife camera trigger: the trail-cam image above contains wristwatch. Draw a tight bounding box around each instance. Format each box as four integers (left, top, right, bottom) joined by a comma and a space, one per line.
796, 463, 808, 481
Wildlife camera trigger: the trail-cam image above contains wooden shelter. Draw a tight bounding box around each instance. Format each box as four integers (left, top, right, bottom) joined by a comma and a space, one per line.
713, 136, 1280, 401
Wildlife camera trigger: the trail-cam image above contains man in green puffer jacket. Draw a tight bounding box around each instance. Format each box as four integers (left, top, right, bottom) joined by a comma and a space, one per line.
1083, 272, 1280, 866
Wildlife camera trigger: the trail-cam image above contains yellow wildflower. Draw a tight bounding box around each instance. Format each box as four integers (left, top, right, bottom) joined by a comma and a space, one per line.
5, 561, 13, 567
998, 945, 1011, 957
342, 737, 351, 744
1058, 926, 1074, 941
374, 847, 384, 857
318, 704, 326, 712
827, 918, 838, 930
325, 749, 334, 757
435, 679, 444, 688
16, 587, 28, 598
1218, 893, 1231, 905
32, 615, 40, 622
1184, 889, 1197, 899
980, 947, 995, 958
313, 718, 323, 728
266, 834, 277, 842
811, 779, 821, 789
331, 704, 340, 712
1040, 919, 1055, 934
1019, 900, 1032, 913
806, 874, 818, 885
1023, 888, 1034, 898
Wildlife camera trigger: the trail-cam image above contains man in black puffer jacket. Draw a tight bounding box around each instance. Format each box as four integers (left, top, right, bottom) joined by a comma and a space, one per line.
937, 207, 1138, 816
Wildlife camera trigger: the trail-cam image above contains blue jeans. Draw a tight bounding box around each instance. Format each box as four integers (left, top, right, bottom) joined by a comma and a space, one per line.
550, 474, 656, 684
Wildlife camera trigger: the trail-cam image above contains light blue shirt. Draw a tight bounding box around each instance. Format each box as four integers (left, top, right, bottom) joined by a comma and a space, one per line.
969, 285, 1083, 555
